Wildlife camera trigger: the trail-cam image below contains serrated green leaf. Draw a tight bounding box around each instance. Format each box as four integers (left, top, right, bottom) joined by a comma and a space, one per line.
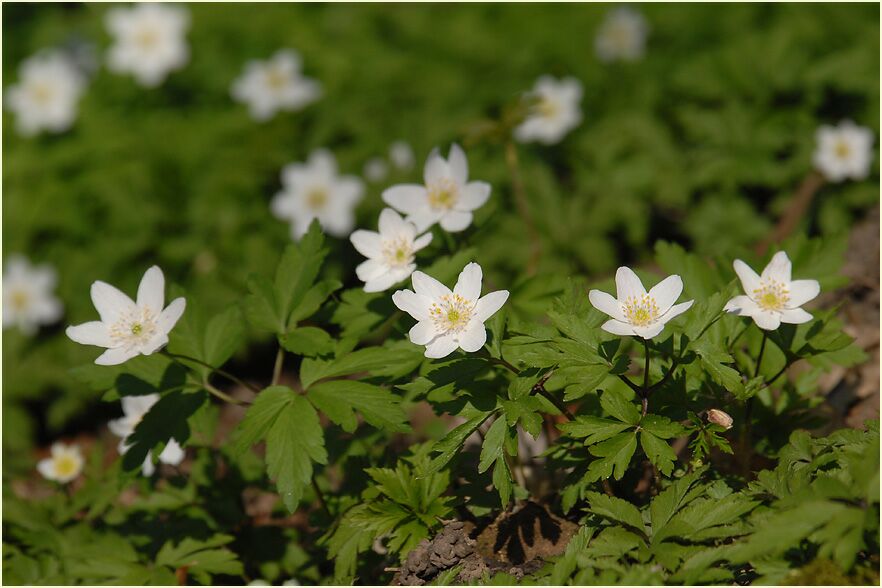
307, 380, 409, 433
427, 412, 493, 474
587, 431, 638, 481
640, 430, 678, 476
280, 326, 335, 357
600, 389, 641, 425
559, 415, 632, 445
585, 491, 646, 534
231, 386, 295, 455
478, 417, 508, 474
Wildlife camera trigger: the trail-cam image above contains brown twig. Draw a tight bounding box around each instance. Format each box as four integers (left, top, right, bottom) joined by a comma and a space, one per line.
756, 170, 825, 256
504, 141, 542, 275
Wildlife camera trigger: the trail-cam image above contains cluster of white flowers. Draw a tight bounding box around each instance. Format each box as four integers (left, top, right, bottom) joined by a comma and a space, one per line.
109, 394, 185, 476
231, 49, 322, 121
3, 255, 64, 335
105, 3, 190, 88
271, 150, 365, 240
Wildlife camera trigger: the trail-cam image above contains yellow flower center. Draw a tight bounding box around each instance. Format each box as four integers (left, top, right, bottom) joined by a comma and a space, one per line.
30, 82, 54, 105
382, 237, 414, 268
306, 188, 328, 211
623, 294, 659, 327
131, 323, 142, 335
265, 67, 289, 90
135, 27, 160, 49
429, 293, 474, 333
753, 280, 789, 311
110, 308, 158, 346
427, 179, 458, 211
607, 23, 634, 51
834, 140, 852, 159
53, 454, 79, 479
537, 97, 559, 118
10, 289, 29, 310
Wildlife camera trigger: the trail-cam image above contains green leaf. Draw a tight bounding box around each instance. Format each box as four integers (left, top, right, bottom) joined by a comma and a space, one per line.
300, 346, 420, 389
478, 417, 508, 474
587, 431, 638, 482
156, 534, 243, 584
492, 458, 513, 507
122, 390, 206, 472
280, 326, 335, 357
203, 305, 245, 368
427, 412, 494, 474
640, 414, 687, 439
600, 389, 641, 425
500, 397, 544, 439
275, 221, 327, 324
640, 430, 678, 476
307, 380, 409, 433
559, 416, 632, 445
585, 491, 646, 534
231, 386, 294, 455
266, 395, 328, 512
288, 279, 342, 326
244, 274, 281, 333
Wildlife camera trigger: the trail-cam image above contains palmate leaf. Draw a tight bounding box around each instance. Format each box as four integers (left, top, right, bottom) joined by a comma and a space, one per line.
640, 431, 678, 476
585, 491, 646, 535
586, 431, 638, 482
156, 534, 243, 585
300, 345, 423, 389
559, 416, 632, 446
308, 380, 410, 433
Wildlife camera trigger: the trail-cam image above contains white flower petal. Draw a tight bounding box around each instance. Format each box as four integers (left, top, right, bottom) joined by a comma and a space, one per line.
474, 290, 509, 322
724, 295, 758, 315
457, 321, 487, 352
141, 453, 156, 477
633, 323, 665, 340
391, 289, 433, 321
406, 208, 444, 233
363, 272, 399, 293
378, 208, 406, 235
662, 300, 693, 323
614, 266, 645, 301
752, 310, 782, 331
91, 280, 136, 324
356, 259, 388, 283
648, 275, 683, 315
439, 210, 473, 232
122, 394, 159, 418
424, 148, 450, 185
66, 321, 112, 348
37, 457, 56, 481
158, 297, 186, 334
762, 251, 791, 284
408, 321, 437, 345
447, 143, 469, 185
780, 308, 813, 324
588, 289, 625, 322
413, 232, 433, 251
142, 332, 170, 355
95, 346, 140, 366
108, 416, 135, 439
424, 333, 459, 359
787, 279, 820, 308
158, 438, 185, 465
382, 185, 429, 215
601, 319, 637, 337
457, 181, 491, 211
136, 266, 165, 313
454, 262, 482, 301
411, 271, 452, 300
350, 230, 383, 259
732, 260, 761, 296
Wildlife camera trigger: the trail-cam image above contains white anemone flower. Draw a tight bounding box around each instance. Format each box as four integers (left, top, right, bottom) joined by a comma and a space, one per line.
595, 6, 649, 63
724, 251, 820, 331
392, 262, 509, 359
812, 121, 874, 183
37, 442, 84, 484
389, 140, 415, 171
3, 255, 63, 335
109, 394, 185, 476
514, 75, 583, 145
589, 267, 694, 339
105, 3, 190, 88
271, 149, 365, 240
382, 144, 491, 233
231, 49, 321, 122
5, 50, 85, 136
350, 209, 433, 293
65, 266, 186, 366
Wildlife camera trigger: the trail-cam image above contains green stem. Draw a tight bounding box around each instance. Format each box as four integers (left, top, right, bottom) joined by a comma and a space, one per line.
312, 476, 330, 516
272, 348, 285, 386
163, 351, 260, 394
641, 338, 651, 417
741, 331, 768, 478
203, 380, 247, 405
754, 332, 768, 378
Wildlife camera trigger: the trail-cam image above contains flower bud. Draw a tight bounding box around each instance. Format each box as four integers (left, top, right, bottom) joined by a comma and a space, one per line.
707, 409, 734, 430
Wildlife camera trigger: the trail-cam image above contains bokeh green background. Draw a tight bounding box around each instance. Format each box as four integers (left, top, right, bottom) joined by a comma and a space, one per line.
3, 3, 879, 469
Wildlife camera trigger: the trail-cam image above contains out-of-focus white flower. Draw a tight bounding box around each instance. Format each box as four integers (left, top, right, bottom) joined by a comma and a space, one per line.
105, 3, 190, 87
65, 266, 186, 366
514, 76, 583, 145
247, 582, 270, 587
382, 144, 491, 233
392, 262, 509, 359
812, 121, 874, 183
282, 580, 300, 586
595, 6, 649, 63
389, 141, 415, 171
109, 394, 185, 476
271, 149, 364, 240
3, 255, 63, 335
724, 251, 820, 331
589, 267, 693, 339
37, 442, 84, 484
5, 51, 86, 136
231, 49, 321, 122
363, 157, 389, 183
350, 209, 432, 293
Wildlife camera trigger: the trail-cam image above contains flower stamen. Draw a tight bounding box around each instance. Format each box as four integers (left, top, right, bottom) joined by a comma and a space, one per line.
429, 293, 474, 334
381, 237, 414, 268
623, 294, 659, 327
427, 179, 459, 211
752, 280, 789, 311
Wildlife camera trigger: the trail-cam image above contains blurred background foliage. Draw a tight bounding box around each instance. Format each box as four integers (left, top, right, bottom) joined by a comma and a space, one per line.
2, 3, 879, 467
